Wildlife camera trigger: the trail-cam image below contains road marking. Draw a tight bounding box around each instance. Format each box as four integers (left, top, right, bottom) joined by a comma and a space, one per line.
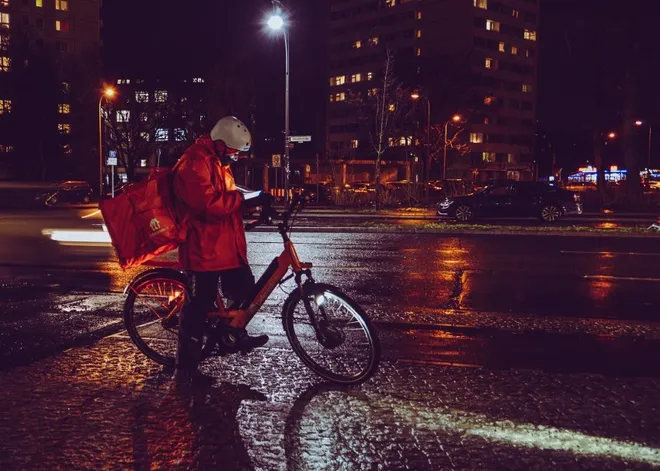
584, 275, 660, 282
563, 250, 660, 257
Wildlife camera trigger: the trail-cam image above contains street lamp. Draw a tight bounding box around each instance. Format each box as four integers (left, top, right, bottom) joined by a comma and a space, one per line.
266, 1, 291, 206
635, 120, 653, 170
410, 91, 431, 184
607, 131, 617, 139
98, 87, 116, 198
443, 114, 463, 181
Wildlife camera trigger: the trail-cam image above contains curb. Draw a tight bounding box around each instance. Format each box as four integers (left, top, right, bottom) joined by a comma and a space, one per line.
252, 225, 660, 238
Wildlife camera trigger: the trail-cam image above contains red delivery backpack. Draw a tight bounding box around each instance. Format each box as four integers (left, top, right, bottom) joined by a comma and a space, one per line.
100, 161, 187, 269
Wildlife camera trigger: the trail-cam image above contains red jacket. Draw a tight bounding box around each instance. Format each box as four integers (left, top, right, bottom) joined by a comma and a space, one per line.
174, 135, 247, 272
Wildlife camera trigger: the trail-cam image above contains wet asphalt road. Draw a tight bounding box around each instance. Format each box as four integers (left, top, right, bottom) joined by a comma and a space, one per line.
1, 208, 660, 378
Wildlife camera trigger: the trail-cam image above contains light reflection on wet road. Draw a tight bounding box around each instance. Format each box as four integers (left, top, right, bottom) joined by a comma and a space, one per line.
2, 209, 660, 375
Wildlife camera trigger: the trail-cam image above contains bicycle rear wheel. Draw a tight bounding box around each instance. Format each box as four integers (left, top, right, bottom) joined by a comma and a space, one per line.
123, 269, 188, 367
282, 283, 380, 385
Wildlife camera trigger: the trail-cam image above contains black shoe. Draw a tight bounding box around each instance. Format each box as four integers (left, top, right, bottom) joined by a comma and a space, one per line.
171, 369, 216, 389
219, 328, 269, 354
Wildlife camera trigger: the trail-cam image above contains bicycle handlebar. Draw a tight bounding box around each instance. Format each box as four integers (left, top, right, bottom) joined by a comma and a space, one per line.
244, 191, 308, 232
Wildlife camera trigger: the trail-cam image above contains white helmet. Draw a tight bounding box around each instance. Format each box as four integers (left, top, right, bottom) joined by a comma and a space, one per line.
210, 116, 252, 152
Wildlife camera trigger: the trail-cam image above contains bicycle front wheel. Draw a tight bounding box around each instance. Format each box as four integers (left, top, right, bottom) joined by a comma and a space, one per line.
282, 283, 380, 385
123, 269, 188, 367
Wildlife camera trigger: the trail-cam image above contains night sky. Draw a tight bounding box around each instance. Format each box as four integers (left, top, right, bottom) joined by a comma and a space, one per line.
102, 1, 658, 171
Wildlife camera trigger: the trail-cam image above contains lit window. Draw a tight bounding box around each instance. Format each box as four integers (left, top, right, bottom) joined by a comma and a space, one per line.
140, 159, 147, 168
0, 99, 12, 114
368, 36, 379, 46
140, 132, 150, 141
35, 0, 42, 6
485, 57, 496, 69
511, 45, 518, 55
116, 79, 131, 85
482, 152, 495, 162
0, 12, 9, 28
58, 123, 71, 135
154, 90, 168, 102
484, 96, 494, 105
388, 104, 396, 112
385, 0, 396, 7
351, 73, 362, 83
58, 103, 70, 114
0, 0, 8, 6
486, 19, 500, 32
116, 110, 130, 122
367, 72, 374, 80
416, 48, 422, 56
135, 91, 149, 103
507, 153, 515, 163
524, 29, 537, 41
351, 139, 359, 149
0, 144, 14, 152
353, 40, 362, 49
522, 84, 532, 93
368, 88, 378, 97
155, 129, 169, 142
416, 30, 422, 39
55, 0, 68, 11
416, 11, 422, 20
512, 9, 519, 18
55, 20, 70, 32
192, 77, 205, 83
139, 112, 148, 122
332, 92, 346, 102
473, 0, 487, 9
470, 133, 484, 143
0, 56, 9, 72
398, 136, 412, 146
174, 128, 186, 141
330, 75, 346, 86
498, 42, 505, 52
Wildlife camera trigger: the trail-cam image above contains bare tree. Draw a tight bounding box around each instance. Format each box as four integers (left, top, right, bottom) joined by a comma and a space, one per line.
354, 50, 414, 210
421, 124, 470, 179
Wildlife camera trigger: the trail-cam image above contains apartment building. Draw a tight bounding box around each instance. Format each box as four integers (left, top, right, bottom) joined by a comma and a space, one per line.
0, 0, 101, 179
327, 0, 539, 181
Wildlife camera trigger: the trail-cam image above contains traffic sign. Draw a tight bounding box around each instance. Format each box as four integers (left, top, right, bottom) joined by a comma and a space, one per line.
272, 154, 281, 168
289, 135, 312, 143
107, 157, 118, 166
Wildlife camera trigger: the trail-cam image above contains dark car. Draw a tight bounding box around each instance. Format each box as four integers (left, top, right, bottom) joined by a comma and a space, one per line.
36, 181, 93, 207
437, 180, 582, 223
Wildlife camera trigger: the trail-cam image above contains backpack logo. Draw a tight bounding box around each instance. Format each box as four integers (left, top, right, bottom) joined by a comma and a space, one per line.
149, 217, 161, 232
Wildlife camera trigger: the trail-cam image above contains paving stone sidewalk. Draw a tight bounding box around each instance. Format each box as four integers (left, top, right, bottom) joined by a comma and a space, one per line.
0, 336, 659, 470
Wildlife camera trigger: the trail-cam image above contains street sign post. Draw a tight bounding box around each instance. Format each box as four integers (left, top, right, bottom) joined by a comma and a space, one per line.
288, 135, 312, 143
108, 151, 118, 198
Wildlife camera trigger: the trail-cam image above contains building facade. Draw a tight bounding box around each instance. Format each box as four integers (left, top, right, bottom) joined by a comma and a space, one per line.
102, 76, 208, 184
327, 0, 539, 181
0, 0, 101, 180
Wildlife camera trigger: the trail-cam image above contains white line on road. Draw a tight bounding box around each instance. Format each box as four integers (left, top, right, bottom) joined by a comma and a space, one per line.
563, 250, 660, 257
584, 275, 660, 282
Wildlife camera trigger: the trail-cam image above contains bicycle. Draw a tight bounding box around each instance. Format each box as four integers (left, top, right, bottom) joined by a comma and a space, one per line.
122, 193, 381, 385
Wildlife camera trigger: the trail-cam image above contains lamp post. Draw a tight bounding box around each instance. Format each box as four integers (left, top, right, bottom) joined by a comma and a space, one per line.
410, 91, 431, 184
267, 2, 291, 206
98, 87, 116, 198
443, 114, 463, 181
635, 120, 653, 171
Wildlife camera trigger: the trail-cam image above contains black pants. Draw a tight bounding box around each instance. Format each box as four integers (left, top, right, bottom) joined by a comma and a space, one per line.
176, 265, 255, 370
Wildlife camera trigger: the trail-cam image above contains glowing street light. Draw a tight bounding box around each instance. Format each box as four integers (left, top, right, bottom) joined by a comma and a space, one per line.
99, 87, 116, 198
608, 132, 617, 139
266, 2, 292, 206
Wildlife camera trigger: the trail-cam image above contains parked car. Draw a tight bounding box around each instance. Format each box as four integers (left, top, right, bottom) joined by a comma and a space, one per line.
437, 180, 582, 223
36, 181, 94, 207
